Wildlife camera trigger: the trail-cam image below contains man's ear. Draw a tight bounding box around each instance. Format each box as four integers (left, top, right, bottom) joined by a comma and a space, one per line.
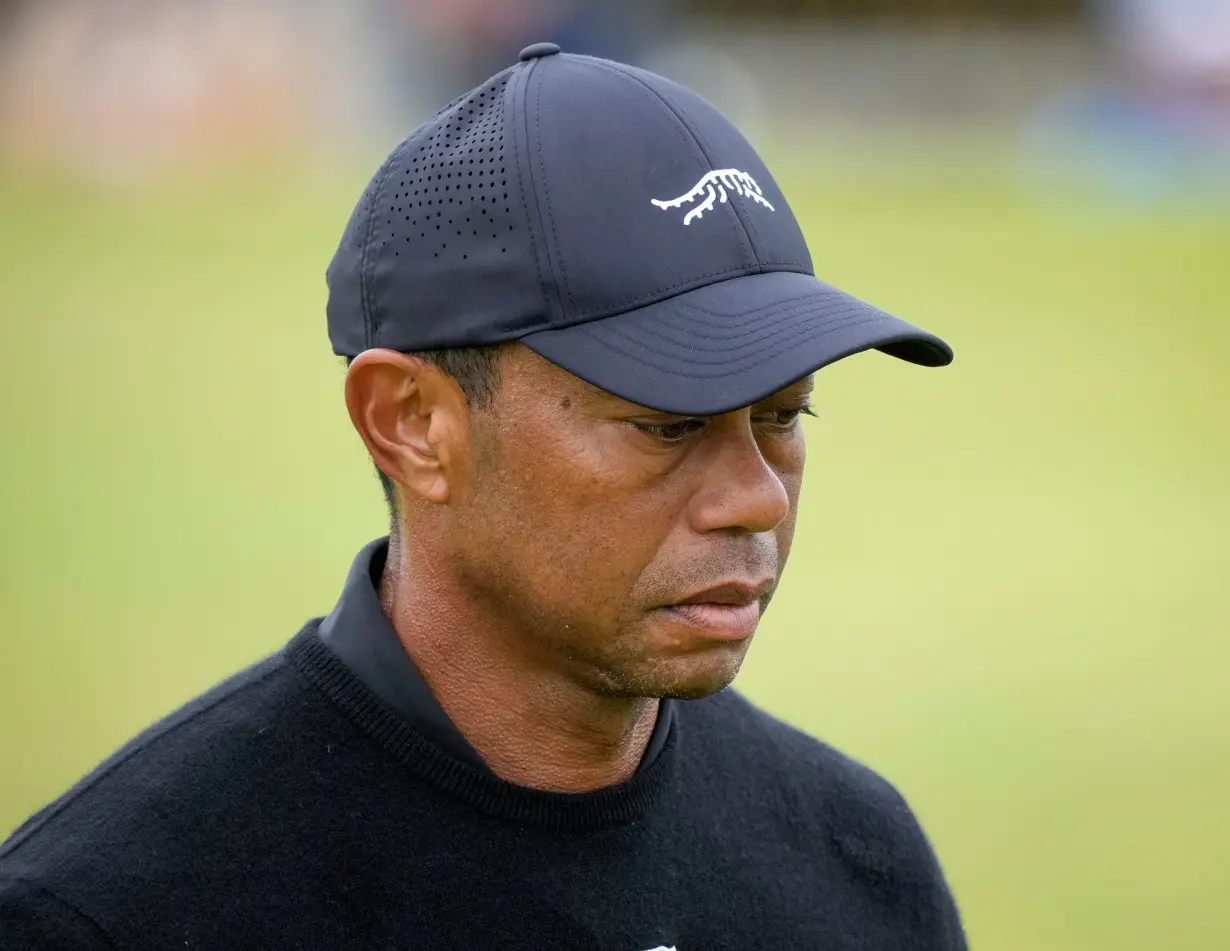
344, 350, 470, 506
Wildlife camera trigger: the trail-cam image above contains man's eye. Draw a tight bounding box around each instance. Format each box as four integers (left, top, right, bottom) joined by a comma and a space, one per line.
756, 407, 813, 430
633, 418, 706, 441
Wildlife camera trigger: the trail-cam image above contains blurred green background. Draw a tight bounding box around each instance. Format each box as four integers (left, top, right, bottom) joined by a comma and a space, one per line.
1, 161, 1226, 950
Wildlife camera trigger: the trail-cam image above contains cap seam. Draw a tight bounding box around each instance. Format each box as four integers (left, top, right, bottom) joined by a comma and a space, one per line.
585, 57, 760, 269
671, 289, 845, 320
570, 310, 894, 378
360, 137, 413, 349
626, 299, 878, 349
564, 261, 810, 323
516, 59, 563, 324
573, 314, 888, 379
533, 63, 576, 314
640, 72, 769, 257
628, 289, 865, 329
605, 302, 875, 354
578, 261, 811, 318
602, 304, 874, 354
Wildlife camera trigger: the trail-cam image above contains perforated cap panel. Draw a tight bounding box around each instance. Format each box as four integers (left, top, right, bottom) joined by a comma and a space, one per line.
327, 67, 549, 354
391, 77, 513, 267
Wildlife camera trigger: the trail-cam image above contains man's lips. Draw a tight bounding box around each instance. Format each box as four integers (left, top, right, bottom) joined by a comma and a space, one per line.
674, 580, 775, 606
656, 579, 774, 640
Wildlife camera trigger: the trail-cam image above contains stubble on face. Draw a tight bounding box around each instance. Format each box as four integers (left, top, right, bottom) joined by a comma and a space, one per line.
447, 346, 807, 701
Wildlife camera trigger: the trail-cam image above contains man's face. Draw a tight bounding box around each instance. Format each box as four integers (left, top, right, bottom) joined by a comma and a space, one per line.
448, 346, 810, 700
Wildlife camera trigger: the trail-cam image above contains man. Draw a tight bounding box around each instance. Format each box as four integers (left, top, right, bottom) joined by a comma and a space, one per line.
0, 44, 965, 949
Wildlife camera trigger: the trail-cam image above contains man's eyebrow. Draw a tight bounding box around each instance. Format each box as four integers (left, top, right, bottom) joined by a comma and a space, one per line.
572, 385, 663, 416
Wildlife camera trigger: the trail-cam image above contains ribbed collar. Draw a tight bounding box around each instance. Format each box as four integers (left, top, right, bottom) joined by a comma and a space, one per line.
317, 538, 488, 767
287, 613, 679, 832
314, 537, 675, 775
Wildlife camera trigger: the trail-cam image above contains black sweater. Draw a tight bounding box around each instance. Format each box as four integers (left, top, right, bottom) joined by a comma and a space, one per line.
0, 624, 966, 950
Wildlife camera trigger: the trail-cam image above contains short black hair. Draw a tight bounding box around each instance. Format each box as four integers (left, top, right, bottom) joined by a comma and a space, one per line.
345, 346, 505, 530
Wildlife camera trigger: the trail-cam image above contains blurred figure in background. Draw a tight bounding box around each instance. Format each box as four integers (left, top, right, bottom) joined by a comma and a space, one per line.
0, 0, 673, 179
369, 0, 675, 133
1025, 0, 1230, 205
0, 0, 316, 179
397, 0, 665, 88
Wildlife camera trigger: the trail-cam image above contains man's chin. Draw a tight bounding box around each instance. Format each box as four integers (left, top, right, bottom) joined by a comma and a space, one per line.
602, 643, 750, 700
659, 675, 739, 701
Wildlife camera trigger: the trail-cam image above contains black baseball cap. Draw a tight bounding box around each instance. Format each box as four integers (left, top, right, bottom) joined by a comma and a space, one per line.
327, 43, 952, 415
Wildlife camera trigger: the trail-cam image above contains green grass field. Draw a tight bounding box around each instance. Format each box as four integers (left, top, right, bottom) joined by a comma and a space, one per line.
1, 161, 1227, 950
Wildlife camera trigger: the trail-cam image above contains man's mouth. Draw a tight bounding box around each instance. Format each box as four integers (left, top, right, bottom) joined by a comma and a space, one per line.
657, 579, 774, 640
660, 601, 762, 639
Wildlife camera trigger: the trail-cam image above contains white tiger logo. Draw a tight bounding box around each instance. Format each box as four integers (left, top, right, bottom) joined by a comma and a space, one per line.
650, 168, 774, 226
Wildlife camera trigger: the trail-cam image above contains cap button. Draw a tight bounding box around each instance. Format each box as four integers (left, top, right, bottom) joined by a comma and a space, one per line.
519, 42, 561, 61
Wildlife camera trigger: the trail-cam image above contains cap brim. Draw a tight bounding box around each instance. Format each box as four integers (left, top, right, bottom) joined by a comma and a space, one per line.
521, 271, 952, 415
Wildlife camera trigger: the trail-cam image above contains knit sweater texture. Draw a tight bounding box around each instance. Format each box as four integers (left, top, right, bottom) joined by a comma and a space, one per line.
0, 622, 966, 950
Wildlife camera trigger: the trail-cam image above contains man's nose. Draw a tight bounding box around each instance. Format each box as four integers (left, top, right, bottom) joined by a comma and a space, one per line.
687, 422, 791, 535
